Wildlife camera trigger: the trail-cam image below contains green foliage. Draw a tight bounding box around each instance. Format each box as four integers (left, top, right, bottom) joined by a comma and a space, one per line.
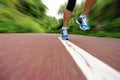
88, 0, 120, 32
0, 0, 47, 33
15, 0, 47, 19
42, 16, 60, 33
102, 18, 120, 32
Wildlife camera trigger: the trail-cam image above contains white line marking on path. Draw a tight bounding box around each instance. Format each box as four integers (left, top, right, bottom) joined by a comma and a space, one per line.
58, 37, 120, 80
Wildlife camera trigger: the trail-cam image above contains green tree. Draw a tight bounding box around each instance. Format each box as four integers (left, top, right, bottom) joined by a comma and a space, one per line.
0, 0, 47, 33
15, 0, 47, 19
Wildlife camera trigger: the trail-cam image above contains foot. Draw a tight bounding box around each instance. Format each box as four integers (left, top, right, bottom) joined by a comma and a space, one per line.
61, 28, 69, 40
76, 15, 90, 31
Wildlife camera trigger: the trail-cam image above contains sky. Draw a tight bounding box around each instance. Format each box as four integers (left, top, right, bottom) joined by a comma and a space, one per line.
42, 0, 82, 19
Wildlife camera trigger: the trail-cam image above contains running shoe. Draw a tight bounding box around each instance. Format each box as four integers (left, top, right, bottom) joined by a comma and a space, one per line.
61, 28, 69, 40
76, 15, 90, 31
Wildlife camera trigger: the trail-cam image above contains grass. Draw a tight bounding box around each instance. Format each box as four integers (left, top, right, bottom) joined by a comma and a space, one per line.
69, 30, 120, 38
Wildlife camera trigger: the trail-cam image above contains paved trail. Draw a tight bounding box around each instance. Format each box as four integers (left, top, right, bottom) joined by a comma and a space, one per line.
0, 34, 120, 80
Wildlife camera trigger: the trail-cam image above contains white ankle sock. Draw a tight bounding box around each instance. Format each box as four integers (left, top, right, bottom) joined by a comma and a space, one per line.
62, 27, 67, 29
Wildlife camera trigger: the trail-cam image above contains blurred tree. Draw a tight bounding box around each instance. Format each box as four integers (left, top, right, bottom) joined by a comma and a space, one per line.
0, 0, 48, 33
88, 0, 120, 32
15, 0, 47, 19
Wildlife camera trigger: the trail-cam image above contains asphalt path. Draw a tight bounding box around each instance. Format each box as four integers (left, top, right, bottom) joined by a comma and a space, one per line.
0, 34, 120, 80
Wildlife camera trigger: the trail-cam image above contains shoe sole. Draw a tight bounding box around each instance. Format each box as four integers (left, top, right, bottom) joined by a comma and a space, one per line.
62, 38, 69, 40
62, 37, 69, 40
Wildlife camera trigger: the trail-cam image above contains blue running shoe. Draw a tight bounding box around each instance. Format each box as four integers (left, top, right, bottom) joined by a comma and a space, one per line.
76, 15, 90, 31
61, 28, 69, 40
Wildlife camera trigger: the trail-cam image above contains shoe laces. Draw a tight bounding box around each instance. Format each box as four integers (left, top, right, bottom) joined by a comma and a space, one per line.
81, 16, 87, 25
